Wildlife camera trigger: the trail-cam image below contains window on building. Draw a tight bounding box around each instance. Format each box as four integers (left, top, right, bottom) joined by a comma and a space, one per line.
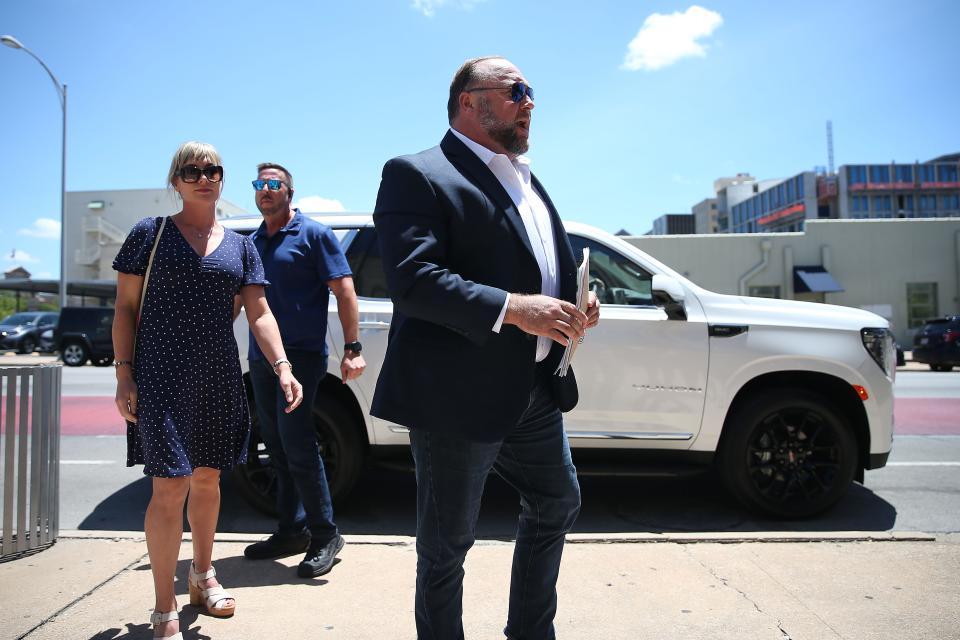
848, 166, 867, 185
897, 194, 914, 214
894, 165, 914, 182
873, 195, 892, 211
748, 285, 781, 299
786, 179, 795, 202
942, 194, 960, 210
850, 195, 869, 212
907, 282, 938, 329
869, 165, 890, 183
919, 165, 936, 182
796, 175, 805, 197
920, 194, 938, 211
938, 164, 959, 182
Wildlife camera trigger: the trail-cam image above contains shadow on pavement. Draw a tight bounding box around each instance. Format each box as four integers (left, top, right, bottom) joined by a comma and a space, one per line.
77, 464, 898, 536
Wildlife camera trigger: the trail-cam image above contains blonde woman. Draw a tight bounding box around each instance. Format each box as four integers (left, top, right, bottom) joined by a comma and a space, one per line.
112, 141, 304, 640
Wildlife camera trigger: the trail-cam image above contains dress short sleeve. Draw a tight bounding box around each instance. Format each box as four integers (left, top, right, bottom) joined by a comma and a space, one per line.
113, 217, 163, 276
241, 234, 270, 287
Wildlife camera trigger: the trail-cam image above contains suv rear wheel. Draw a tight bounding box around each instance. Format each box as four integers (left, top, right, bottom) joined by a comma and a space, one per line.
930, 364, 954, 372
717, 389, 857, 518
61, 341, 89, 367
233, 394, 366, 515
18, 337, 36, 354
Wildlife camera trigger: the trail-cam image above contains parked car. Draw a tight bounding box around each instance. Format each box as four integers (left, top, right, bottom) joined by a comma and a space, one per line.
225, 214, 895, 519
912, 315, 960, 372
54, 307, 115, 366
0, 311, 59, 354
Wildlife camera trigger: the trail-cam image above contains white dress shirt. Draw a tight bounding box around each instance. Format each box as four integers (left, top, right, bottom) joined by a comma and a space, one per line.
450, 128, 560, 362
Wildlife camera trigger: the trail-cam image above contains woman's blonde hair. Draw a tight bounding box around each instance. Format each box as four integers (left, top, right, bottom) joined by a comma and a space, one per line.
167, 141, 223, 187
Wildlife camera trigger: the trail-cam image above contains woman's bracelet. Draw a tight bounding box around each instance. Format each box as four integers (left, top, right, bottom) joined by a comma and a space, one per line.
114, 360, 133, 369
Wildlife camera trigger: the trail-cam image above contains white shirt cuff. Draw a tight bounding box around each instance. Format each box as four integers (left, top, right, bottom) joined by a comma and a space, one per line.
493, 293, 510, 333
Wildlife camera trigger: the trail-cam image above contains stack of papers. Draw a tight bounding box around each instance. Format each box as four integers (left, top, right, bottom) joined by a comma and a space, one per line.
555, 247, 589, 377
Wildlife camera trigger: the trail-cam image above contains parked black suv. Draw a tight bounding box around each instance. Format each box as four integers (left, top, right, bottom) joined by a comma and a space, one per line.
54, 307, 115, 366
912, 316, 960, 372
0, 311, 59, 354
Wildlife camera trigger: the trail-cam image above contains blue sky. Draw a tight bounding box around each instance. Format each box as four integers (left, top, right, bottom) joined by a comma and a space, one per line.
2, 0, 958, 278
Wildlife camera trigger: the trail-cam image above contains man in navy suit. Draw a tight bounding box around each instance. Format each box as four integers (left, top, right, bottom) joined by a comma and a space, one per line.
372, 56, 600, 639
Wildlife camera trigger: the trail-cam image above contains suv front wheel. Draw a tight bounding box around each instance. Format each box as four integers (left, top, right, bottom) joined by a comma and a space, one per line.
61, 341, 89, 367
233, 394, 366, 515
717, 389, 857, 518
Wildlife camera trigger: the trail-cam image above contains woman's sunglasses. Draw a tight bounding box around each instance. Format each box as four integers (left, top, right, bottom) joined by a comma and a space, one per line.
177, 164, 223, 183
251, 179, 287, 192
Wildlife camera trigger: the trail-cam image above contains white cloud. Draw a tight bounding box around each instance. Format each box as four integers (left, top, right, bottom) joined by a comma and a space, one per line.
622, 6, 723, 71
4, 249, 39, 264
17, 218, 61, 239
412, 0, 486, 17
294, 195, 347, 213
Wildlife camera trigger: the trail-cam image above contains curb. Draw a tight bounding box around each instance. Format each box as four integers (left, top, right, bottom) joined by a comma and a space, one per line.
59, 529, 937, 545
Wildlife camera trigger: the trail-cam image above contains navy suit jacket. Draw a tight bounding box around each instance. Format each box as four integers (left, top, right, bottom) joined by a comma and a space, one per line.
371, 131, 579, 442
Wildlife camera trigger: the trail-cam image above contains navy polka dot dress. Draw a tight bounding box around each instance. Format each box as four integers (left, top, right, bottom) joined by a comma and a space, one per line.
113, 216, 268, 477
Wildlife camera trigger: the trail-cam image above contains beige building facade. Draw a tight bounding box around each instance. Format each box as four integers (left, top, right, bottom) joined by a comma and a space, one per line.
627, 218, 960, 345
65, 189, 247, 282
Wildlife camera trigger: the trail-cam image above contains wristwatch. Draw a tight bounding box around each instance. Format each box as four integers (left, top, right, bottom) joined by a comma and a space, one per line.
344, 341, 363, 354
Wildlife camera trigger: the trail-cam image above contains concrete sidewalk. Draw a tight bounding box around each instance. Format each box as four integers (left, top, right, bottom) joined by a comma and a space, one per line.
1, 530, 958, 640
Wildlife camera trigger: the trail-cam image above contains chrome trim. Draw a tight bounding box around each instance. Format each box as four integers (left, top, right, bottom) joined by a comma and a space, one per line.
567, 431, 693, 441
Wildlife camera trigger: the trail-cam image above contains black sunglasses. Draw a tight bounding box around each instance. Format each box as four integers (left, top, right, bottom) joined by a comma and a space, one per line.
464, 81, 534, 104
251, 179, 287, 191
177, 164, 223, 183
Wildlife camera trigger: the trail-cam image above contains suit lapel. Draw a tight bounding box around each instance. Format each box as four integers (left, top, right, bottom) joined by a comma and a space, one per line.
440, 131, 537, 261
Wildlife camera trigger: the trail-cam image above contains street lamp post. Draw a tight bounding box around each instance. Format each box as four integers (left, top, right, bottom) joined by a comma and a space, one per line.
2, 35, 68, 309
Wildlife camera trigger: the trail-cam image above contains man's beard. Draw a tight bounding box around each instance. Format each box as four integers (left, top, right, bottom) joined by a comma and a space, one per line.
479, 101, 529, 155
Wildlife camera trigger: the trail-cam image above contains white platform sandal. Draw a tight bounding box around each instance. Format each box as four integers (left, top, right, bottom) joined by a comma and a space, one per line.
150, 610, 183, 640
189, 562, 236, 617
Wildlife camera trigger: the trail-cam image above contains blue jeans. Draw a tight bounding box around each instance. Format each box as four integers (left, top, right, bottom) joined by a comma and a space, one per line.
409, 371, 581, 640
249, 350, 338, 544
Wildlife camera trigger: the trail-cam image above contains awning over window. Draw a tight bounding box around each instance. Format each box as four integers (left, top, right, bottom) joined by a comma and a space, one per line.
794, 266, 844, 293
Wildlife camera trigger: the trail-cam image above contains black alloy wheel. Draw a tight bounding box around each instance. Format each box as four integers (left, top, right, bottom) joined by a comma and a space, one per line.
18, 336, 37, 354
232, 394, 366, 516
718, 390, 857, 518
61, 341, 89, 367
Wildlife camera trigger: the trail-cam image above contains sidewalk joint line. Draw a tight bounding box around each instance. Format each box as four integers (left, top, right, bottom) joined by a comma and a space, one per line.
16, 549, 150, 640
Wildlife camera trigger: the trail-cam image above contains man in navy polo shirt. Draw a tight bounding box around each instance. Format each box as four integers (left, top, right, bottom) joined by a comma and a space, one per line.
242, 162, 366, 578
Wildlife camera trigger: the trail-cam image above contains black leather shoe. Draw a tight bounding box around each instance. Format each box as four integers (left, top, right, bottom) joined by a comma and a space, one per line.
244, 532, 310, 560
297, 534, 345, 577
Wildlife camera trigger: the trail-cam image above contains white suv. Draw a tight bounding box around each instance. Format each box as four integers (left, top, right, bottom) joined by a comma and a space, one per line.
225, 214, 895, 518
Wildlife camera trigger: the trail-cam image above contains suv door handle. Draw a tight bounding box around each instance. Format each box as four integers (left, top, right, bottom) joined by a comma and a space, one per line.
359, 321, 391, 330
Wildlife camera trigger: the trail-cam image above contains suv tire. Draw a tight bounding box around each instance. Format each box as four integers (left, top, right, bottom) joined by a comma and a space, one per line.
61, 341, 89, 367
717, 389, 857, 518
18, 337, 36, 354
233, 394, 366, 516
930, 364, 954, 372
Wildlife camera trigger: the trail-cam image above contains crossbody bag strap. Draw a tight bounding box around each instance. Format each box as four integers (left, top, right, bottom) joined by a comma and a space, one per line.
133, 216, 167, 361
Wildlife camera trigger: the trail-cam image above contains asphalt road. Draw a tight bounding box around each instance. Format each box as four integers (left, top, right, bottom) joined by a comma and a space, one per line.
16, 361, 953, 536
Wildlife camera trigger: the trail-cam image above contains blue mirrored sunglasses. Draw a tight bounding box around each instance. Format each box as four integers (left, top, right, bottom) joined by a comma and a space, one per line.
464, 81, 534, 104
251, 179, 285, 191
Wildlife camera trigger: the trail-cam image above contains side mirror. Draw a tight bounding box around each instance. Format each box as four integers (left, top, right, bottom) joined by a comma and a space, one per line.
651, 274, 687, 321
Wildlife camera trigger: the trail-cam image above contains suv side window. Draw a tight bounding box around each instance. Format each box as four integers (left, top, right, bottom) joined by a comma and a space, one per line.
569, 235, 654, 307
344, 227, 389, 299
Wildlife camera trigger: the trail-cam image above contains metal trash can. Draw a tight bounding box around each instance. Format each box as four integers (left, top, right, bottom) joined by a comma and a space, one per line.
0, 364, 61, 561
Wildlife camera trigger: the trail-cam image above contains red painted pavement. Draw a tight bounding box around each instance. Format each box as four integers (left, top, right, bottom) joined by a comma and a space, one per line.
894, 398, 960, 435
6, 396, 959, 436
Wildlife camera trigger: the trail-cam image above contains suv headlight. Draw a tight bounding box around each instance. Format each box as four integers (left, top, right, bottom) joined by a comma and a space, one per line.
861, 327, 892, 376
